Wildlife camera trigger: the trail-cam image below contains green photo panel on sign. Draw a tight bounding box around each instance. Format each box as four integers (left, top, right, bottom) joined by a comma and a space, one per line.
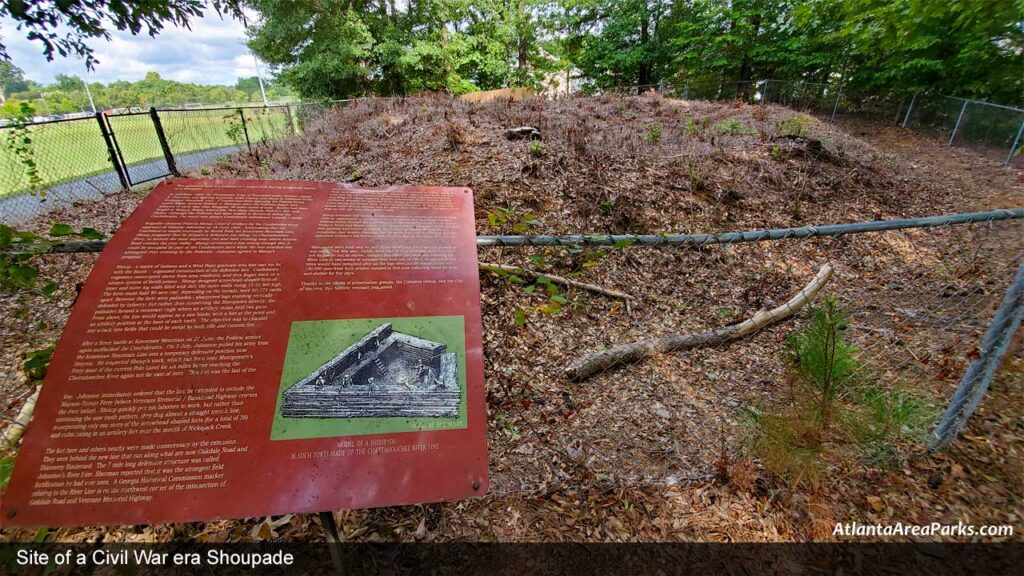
272, 315, 468, 441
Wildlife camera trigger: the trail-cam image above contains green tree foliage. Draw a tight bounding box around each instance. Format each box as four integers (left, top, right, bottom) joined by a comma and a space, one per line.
666, 1, 799, 86
0, 71, 296, 118
0, 61, 32, 97
560, 0, 670, 90
664, 0, 1022, 105
246, 0, 557, 99
796, 0, 1024, 103
3, 0, 1019, 106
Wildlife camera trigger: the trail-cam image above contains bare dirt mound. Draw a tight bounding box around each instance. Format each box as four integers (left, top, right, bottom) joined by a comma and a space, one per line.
209, 93, 991, 235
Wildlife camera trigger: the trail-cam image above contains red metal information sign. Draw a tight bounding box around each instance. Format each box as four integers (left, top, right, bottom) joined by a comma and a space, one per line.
1, 179, 488, 527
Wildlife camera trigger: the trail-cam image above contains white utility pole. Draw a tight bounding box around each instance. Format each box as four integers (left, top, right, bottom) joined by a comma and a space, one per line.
253, 54, 269, 106
83, 77, 97, 113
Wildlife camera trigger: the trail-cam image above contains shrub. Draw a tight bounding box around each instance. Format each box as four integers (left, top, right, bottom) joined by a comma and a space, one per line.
749, 297, 933, 488
528, 140, 546, 157
714, 119, 757, 136
778, 115, 811, 137
647, 123, 662, 143
784, 297, 857, 435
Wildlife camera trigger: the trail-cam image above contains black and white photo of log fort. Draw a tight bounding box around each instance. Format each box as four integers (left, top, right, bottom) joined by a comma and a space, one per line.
280, 323, 460, 419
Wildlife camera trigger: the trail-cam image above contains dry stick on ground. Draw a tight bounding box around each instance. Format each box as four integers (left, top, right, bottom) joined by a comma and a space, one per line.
479, 262, 635, 301
565, 263, 835, 381
1, 387, 39, 451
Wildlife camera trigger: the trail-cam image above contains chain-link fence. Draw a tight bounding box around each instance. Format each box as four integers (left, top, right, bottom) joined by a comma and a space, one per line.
929, 258, 1024, 451
901, 95, 1024, 167
665, 78, 1024, 168
0, 102, 343, 225
0, 115, 125, 225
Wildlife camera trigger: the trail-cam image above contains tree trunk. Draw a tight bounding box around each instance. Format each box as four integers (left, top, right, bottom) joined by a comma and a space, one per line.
639, 1, 651, 86
516, 1, 528, 78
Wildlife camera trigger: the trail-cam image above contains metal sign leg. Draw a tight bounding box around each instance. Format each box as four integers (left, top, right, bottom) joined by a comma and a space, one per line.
319, 511, 345, 576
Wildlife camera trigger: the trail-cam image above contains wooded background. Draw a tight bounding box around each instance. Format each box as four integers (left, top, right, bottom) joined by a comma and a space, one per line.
1, 1, 1021, 116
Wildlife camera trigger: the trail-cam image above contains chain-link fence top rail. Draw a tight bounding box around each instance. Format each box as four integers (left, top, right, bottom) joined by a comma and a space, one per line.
5, 211, 1020, 498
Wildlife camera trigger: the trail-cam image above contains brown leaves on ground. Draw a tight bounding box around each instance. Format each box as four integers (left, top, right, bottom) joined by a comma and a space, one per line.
1, 94, 1022, 543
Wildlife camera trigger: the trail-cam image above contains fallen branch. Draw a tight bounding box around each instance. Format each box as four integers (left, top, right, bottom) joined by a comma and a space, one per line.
565, 263, 835, 381
1, 387, 39, 451
479, 262, 635, 301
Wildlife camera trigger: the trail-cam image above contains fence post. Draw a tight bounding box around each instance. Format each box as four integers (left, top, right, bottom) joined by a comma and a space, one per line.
1006, 118, 1024, 166
829, 87, 841, 121
927, 260, 1024, 451
901, 93, 916, 127
95, 112, 129, 190
893, 97, 905, 125
238, 108, 253, 156
948, 99, 969, 147
149, 107, 179, 177
285, 104, 296, 136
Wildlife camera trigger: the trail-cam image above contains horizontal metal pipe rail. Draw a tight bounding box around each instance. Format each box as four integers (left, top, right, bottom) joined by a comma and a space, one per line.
476, 208, 1023, 247
37, 208, 1024, 254
941, 95, 1024, 114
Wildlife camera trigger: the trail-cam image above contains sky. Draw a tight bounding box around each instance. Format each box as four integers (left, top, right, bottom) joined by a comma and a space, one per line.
0, 11, 262, 87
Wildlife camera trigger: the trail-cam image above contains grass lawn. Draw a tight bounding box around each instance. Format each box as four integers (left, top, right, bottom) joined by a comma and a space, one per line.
0, 108, 292, 198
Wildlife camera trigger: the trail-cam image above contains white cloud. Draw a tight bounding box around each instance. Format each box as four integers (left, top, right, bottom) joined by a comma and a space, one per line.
0, 10, 261, 86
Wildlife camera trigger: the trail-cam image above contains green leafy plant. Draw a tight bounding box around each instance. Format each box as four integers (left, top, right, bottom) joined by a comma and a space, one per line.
0, 457, 13, 492
528, 140, 546, 157
224, 109, 245, 147
487, 240, 633, 326
778, 114, 811, 137
23, 345, 55, 382
0, 223, 103, 294
495, 414, 521, 439
749, 298, 933, 487
714, 119, 757, 136
647, 123, 662, 143
3, 102, 45, 194
485, 265, 570, 325
485, 207, 540, 233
